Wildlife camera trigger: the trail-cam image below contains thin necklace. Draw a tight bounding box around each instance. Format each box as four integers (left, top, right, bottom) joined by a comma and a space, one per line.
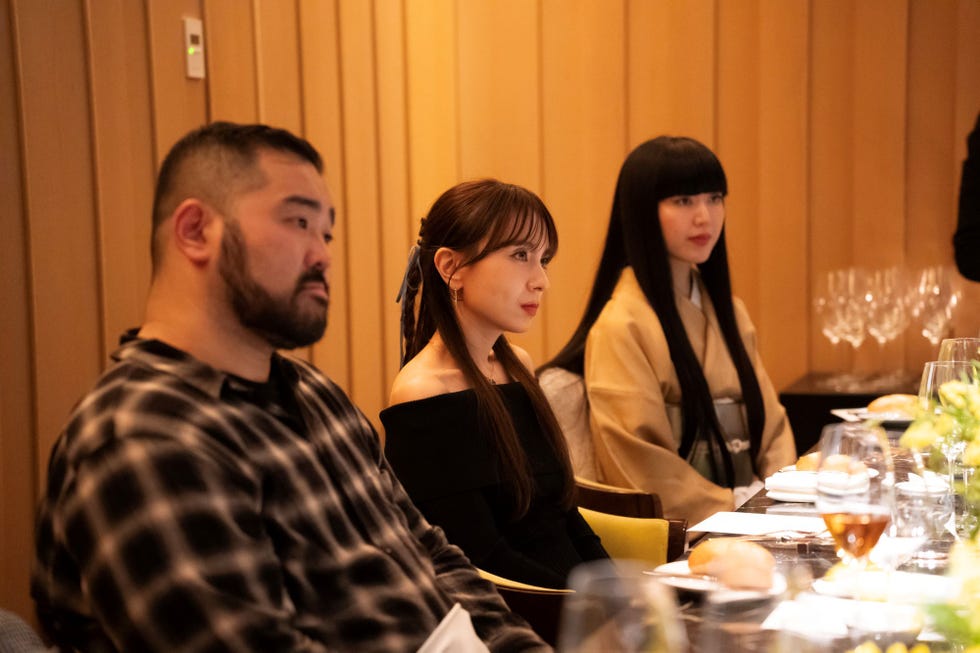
486, 352, 496, 385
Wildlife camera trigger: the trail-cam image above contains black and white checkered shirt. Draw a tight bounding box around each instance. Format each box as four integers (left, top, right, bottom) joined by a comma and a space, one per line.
33, 334, 546, 652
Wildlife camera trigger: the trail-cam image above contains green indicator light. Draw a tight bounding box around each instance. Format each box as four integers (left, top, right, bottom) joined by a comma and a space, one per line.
188, 47, 196, 55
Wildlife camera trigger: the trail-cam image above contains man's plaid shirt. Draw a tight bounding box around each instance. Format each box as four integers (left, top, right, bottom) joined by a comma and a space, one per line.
32, 334, 545, 652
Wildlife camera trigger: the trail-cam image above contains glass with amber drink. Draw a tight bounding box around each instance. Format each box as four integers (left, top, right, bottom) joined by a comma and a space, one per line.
815, 422, 895, 573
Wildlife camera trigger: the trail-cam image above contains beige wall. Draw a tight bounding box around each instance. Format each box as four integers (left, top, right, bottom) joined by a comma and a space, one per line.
3, 0, 980, 623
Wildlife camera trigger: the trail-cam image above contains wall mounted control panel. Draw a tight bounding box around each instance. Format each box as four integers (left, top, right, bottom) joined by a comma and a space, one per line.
183, 17, 205, 79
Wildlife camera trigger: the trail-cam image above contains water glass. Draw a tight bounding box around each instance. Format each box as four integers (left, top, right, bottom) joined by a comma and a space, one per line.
938, 337, 980, 362
557, 560, 687, 653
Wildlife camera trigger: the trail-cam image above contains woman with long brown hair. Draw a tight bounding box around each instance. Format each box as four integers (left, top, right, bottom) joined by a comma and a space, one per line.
381, 179, 607, 588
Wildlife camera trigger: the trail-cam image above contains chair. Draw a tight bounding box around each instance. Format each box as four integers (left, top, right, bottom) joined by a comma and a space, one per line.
575, 480, 687, 563
578, 507, 671, 568
477, 569, 570, 647
539, 367, 687, 561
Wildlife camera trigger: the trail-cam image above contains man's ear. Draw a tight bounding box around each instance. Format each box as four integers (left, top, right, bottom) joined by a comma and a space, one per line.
171, 199, 221, 265
433, 247, 462, 286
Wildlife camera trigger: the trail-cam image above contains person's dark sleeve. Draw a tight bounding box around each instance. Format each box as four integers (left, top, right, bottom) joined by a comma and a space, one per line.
953, 111, 980, 280
374, 457, 551, 652
564, 508, 608, 562
415, 491, 568, 589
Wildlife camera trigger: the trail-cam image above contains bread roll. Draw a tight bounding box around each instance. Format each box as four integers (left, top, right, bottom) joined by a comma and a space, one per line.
687, 538, 775, 590
795, 451, 821, 471
866, 393, 918, 418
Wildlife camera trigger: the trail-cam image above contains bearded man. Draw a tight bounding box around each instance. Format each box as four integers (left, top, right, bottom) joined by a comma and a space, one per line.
32, 122, 547, 653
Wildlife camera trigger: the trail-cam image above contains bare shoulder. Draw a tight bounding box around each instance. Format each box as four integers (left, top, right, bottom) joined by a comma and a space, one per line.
509, 344, 535, 373
388, 356, 462, 405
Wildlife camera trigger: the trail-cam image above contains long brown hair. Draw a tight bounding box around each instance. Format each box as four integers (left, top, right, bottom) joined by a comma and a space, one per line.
398, 179, 574, 515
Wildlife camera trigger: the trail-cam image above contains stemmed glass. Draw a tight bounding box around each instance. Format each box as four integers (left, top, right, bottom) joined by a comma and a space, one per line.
814, 268, 868, 391
910, 266, 960, 346
865, 267, 910, 348
557, 560, 687, 653
865, 267, 911, 387
816, 423, 895, 578
918, 360, 978, 538
938, 337, 980, 364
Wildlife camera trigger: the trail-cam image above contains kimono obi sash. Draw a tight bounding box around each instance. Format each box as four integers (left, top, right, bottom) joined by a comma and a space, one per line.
665, 399, 754, 487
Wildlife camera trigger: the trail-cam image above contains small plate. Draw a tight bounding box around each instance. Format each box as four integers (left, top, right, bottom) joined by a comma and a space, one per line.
830, 407, 913, 429
765, 489, 816, 503
648, 560, 787, 599
812, 569, 957, 603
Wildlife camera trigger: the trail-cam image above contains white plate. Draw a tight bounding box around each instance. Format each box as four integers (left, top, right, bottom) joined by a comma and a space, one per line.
648, 560, 787, 599
765, 489, 816, 503
812, 569, 957, 603
830, 407, 913, 427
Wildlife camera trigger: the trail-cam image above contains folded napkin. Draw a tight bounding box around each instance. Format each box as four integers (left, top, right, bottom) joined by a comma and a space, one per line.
764, 470, 817, 501
689, 511, 827, 535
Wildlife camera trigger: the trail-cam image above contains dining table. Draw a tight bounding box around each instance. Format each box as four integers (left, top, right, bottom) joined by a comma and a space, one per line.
670, 427, 961, 653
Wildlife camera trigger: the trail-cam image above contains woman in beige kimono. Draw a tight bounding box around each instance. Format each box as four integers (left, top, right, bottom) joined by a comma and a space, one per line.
541, 136, 796, 524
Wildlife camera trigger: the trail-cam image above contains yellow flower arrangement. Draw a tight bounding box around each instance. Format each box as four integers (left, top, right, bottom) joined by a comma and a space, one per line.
898, 367, 980, 647
899, 371, 980, 539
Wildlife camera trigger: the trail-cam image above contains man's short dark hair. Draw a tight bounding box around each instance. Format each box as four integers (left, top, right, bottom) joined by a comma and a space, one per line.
150, 122, 323, 268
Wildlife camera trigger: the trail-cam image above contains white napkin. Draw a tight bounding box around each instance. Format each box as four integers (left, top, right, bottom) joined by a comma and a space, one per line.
764, 471, 817, 497
417, 603, 489, 653
689, 511, 827, 535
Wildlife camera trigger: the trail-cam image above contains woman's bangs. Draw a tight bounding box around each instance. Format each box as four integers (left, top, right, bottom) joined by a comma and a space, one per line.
656, 152, 727, 200
485, 204, 557, 257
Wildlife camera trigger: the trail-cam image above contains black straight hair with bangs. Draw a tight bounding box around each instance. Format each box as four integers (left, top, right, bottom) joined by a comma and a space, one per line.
398, 178, 574, 516
541, 136, 766, 487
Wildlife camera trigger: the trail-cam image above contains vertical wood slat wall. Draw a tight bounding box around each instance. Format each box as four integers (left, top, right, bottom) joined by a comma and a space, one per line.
2, 0, 979, 622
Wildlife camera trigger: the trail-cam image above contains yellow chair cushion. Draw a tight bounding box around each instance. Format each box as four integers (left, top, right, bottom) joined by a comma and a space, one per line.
579, 507, 669, 567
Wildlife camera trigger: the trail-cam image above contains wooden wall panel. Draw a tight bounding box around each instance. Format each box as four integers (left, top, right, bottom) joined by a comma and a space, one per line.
851, 0, 908, 267
146, 0, 207, 164
85, 0, 154, 356
374, 0, 412, 394
717, 0, 762, 323
14, 0, 104, 484
540, 0, 626, 359
753, 0, 809, 390
204, 0, 258, 123
299, 0, 351, 387
907, 0, 958, 366
627, 0, 716, 148
254, 0, 302, 132
456, 0, 545, 360
336, 0, 385, 421
405, 0, 459, 221
0, 0, 35, 624
808, 0, 855, 374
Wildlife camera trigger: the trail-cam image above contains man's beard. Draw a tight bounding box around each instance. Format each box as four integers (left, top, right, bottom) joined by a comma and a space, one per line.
219, 221, 328, 350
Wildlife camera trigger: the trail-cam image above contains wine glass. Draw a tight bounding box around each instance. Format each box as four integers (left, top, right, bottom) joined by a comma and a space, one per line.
865, 267, 911, 388
557, 560, 687, 653
910, 266, 960, 346
834, 268, 869, 350
866, 267, 910, 348
815, 423, 895, 577
938, 337, 980, 363
919, 360, 978, 538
